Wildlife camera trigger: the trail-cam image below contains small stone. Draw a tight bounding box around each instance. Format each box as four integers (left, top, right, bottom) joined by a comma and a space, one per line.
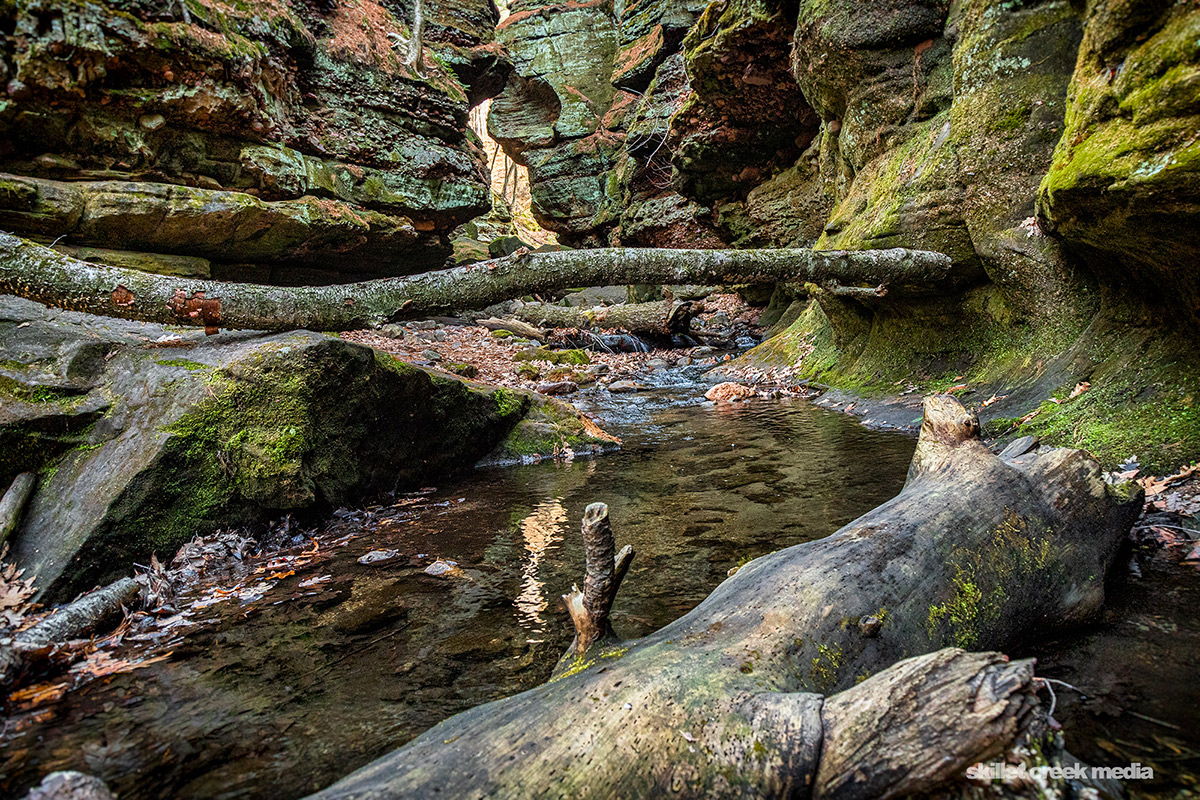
421, 349, 442, 362
358, 549, 400, 565
537, 380, 578, 396
859, 616, 882, 637
705, 382, 756, 402
587, 363, 611, 376
693, 346, 716, 356
646, 358, 670, 370
378, 324, 406, 339
139, 113, 167, 131
676, 356, 693, 367
424, 559, 462, 577
608, 380, 644, 393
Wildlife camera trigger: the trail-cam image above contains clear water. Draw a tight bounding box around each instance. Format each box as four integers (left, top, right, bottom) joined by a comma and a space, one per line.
0, 382, 917, 799
3, 376, 1197, 799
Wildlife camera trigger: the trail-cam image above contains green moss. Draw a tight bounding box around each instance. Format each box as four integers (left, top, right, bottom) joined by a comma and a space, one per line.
926, 509, 1061, 649
156, 358, 210, 371
550, 655, 596, 682
512, 347, 591, 366
0, 375, 86, 407
492, 388, 528, 419
808, 642, 843, 693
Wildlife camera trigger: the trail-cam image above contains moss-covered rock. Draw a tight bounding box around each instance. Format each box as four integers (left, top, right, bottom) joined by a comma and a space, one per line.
0, 0, 499, 278
1037, 0, 1200, 325
0, 295, 611, 600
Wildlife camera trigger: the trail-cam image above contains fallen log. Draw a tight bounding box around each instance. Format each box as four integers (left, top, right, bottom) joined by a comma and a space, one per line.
514, 299, 701, 336
0, 232, 957, 332
305, 395, 1141, 799
0, 576, 139, 686
474, 316, 547, 340
0, 472, 36, 547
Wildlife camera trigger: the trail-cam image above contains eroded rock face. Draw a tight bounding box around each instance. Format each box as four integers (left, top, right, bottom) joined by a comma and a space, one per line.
1037, 0, 1200, 325
0, 0, 503, 281
0, 295, 608, 600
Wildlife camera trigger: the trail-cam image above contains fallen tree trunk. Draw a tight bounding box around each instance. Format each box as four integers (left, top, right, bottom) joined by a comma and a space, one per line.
306, 396, 1141, 799
1, 577, 139, 686
0, 233, 957, 332
514, 299, 701, 336
474, 316, 547, 340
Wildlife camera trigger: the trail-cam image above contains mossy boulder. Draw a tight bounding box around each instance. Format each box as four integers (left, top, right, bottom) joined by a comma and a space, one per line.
0, 295, 610, 600
1037, 0, 1200, 325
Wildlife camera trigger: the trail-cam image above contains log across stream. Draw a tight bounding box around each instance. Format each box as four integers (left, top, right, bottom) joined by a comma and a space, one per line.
2, 379, 1198, 798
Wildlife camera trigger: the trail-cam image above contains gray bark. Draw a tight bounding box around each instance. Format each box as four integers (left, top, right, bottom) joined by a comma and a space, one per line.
1, 577, 140, 686
304, 395, 1141, 800
405, 0, 425, 75
0, 233, 957, 332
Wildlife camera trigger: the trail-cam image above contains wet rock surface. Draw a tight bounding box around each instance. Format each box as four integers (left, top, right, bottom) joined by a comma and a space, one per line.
0, 295, 612, 600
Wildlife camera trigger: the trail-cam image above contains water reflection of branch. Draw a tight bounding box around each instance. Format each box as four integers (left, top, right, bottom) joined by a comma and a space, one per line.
515, 500, 567, 634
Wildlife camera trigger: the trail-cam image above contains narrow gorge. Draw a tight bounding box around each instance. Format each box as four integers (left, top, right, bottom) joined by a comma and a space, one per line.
0, 0, 1198, 798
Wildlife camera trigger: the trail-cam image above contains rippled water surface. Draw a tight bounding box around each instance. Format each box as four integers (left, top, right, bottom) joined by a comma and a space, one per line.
0, 382, 917, 799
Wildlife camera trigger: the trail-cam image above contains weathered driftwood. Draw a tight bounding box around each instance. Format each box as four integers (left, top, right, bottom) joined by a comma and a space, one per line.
559, 503, 634, 663
1, 577, 139, 686
0, 472, 36, 547
514, 299, 700, 336
474, 316, 547, 340
305, 396, 1141, 799
0, 232, 957, 331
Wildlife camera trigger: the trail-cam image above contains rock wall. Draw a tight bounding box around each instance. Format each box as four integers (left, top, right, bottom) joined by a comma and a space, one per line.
0, 0, 507, 283
489, 0, 1200, 470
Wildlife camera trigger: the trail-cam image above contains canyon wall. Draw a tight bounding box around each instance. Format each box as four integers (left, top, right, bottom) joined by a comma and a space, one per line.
0, 0, 509, 283
488, 0, 1200, 470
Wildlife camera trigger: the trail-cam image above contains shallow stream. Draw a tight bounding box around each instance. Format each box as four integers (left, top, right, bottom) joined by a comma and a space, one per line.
2, 372, 1197, 798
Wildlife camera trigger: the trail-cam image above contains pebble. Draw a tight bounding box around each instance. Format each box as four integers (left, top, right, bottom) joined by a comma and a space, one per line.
608, 380, 644, 393
705, 382, 756, 402
424, 559, 462, 577
421, 349, 442, 362
358, 549, 400, 565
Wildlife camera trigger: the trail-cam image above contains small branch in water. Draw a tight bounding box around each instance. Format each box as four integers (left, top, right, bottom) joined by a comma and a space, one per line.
562, 503, 633, 657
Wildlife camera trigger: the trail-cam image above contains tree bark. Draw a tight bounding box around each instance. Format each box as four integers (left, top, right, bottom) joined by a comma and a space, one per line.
404, 0, 425, 75
304, 395, 1142, 800
1, 577, 140, 686
474, 316, 547, 340
514, 300, 700, 335
0, 472, 36, 547
0, 233, 957, 332
560, 504, 634, 662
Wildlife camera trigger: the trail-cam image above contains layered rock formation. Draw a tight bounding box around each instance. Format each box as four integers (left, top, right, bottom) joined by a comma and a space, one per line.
489, 0, 1200, 470
0, 0, 506, 283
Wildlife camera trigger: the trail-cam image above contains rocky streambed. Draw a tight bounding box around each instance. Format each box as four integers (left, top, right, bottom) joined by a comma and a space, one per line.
2, 371, 1199, 799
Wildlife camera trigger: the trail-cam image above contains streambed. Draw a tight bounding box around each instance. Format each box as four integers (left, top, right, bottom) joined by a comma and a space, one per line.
1, 374, 1196, 798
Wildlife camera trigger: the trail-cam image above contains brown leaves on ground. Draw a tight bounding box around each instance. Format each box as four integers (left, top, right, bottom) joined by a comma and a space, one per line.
1140, 463, 1200, 498
0, 546, 37, 629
